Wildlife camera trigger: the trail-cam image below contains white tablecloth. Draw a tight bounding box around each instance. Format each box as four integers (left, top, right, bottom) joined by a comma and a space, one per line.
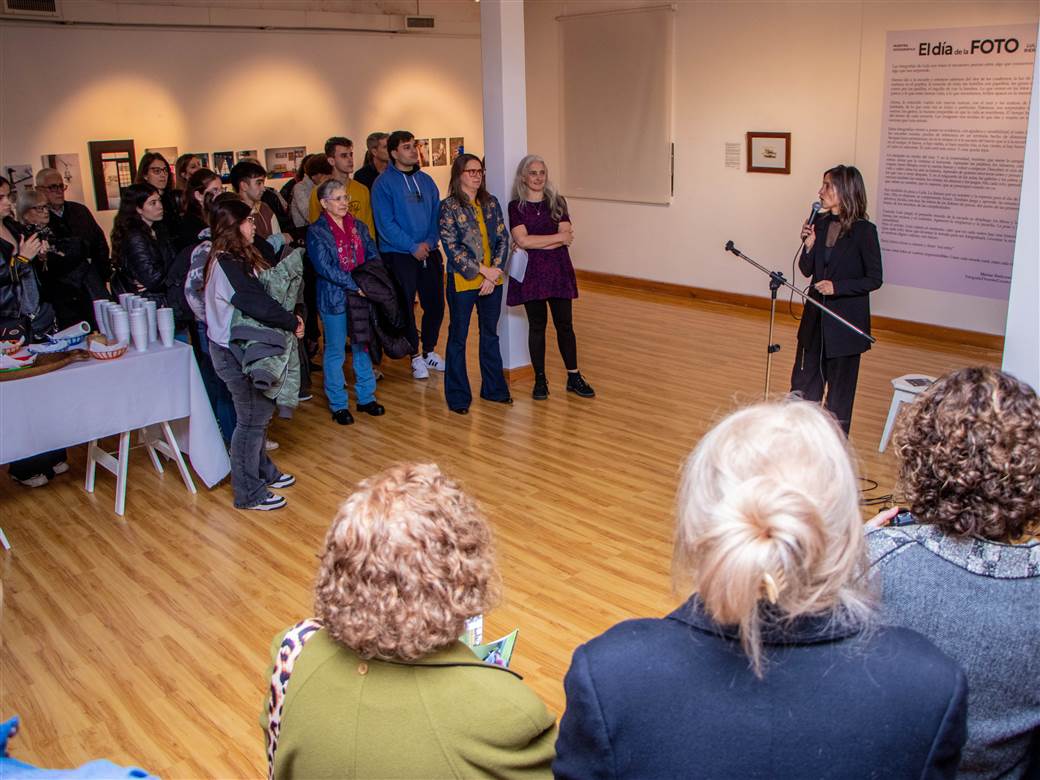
0, 341, 230, 488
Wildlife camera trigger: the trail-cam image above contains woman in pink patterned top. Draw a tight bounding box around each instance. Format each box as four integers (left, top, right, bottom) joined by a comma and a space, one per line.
507, 155, 594, 401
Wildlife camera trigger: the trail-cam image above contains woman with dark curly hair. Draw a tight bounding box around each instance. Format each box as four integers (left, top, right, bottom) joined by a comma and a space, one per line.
261, 463, 556, 779
868, 366, 1040, 779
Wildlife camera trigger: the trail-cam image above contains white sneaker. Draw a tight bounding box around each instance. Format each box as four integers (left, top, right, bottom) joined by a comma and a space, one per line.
424, 351, 446, 371
411, 355, 430, 380
265, 439, 279, 451
52, 461, 70, 475
13, 473, 48, 488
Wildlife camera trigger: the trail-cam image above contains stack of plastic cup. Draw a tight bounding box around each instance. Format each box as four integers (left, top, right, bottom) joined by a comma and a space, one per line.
92, 299, 107, 333
118, 292, 133, 309
144, 300, 158, 342
129, 308, 148, 352
157, 307, 176, 347
112, 307, 131, 346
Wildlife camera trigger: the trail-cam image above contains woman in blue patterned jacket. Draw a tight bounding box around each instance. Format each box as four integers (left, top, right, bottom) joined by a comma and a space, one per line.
438, 154, 511, 414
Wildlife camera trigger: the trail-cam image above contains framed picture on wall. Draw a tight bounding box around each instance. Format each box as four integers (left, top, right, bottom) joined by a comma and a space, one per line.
449, 137, 464, 163
746, 132, 791, 174
213, 151, 234, 182
431, 138, 448, 167
87, 140, 137, 211
264, 146, 306, 179
415, 139, 430, 168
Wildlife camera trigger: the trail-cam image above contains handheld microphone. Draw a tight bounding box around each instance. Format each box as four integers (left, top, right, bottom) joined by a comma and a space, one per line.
805, 201, 821, 226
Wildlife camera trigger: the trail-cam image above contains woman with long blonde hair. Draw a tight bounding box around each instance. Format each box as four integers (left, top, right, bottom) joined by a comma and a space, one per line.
508, 155, 594, 400
555, 400, 967, 778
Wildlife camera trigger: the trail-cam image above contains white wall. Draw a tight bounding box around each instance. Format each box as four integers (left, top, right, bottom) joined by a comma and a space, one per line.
1003, 25, 1040, 391
0, 20, 483, 233
525, 0, 1040, 335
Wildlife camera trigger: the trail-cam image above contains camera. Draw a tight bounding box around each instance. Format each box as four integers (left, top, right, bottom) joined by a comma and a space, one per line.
891, 510, 917, 527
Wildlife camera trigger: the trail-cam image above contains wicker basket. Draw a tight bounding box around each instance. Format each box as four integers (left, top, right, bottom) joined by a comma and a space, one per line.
87, 334, 129, 361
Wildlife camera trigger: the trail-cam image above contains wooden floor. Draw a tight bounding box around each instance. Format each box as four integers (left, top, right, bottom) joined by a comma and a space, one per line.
0, 283, 999, 778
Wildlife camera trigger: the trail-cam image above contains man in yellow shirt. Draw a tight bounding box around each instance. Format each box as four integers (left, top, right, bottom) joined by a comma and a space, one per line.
307, 136, 375, 237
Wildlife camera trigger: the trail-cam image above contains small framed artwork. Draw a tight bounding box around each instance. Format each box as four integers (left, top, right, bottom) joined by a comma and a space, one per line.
449, 137, 464, 164
415, 139, 430, 168
88, 139, 137, 211
430, 138, 448, 167
746, 132, 791, 174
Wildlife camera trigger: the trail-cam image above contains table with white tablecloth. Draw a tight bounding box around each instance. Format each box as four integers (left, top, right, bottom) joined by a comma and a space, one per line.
0, 341, 230, 489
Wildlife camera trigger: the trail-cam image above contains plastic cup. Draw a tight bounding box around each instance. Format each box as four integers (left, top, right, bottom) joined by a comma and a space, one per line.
92, 300, 107, 332
144, 301, 158, 342
129, 309, 148, 352
111, 307, 129, 345
118, 293, 133, 309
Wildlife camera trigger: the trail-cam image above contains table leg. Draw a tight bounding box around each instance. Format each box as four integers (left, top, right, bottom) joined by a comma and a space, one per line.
114, 430, 131, 516
161, 421, 197, 495
85, 440, 99, 492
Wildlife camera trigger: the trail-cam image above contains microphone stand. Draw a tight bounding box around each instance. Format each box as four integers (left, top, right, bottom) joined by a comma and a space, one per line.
724, 240, 875, 398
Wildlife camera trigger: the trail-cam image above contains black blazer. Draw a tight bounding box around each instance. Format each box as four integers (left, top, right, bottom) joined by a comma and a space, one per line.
49, 200, 111, 282
554, 597, 967, 780
797, 213, 883, 358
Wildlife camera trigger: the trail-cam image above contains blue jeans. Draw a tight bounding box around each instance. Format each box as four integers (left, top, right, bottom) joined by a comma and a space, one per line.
193, 322, 237, 445
320, 310, 376, 410
210, 343, 280, 508
445, 276, 509, 410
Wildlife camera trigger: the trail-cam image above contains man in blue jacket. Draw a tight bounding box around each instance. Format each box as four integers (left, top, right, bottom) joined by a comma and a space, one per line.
371, 130, 444, 380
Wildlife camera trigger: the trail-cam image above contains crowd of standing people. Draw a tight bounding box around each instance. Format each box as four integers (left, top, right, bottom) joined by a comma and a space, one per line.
1, 132, 595, 506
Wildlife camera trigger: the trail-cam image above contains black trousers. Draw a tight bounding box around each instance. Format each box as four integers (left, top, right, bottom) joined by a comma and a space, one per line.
790, 339, 861, 436
524, 297, 578, 375
384, 250, 445, 356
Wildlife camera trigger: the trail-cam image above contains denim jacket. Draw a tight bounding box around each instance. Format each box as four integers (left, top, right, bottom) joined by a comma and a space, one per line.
306, 215, 380, 315
438, 195, 508, 280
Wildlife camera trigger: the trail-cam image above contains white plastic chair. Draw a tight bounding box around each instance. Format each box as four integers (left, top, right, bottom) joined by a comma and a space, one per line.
879, 374, 935, 453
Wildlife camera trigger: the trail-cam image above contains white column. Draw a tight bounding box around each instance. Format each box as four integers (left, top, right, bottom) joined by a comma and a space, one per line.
481, 0, 531, 374
1002, 22, 1040, 392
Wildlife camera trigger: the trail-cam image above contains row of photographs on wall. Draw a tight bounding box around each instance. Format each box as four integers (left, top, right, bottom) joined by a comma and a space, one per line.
4, 136, 466, 213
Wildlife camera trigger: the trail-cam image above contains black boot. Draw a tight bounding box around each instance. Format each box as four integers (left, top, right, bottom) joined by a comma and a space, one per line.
566, 371, 595, 398
532, 373, 549, 401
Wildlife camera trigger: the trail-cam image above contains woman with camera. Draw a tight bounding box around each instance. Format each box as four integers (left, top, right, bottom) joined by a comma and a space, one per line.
0, 176, 66, 487
868, 367, 1040, 778
17, 188, 106, 328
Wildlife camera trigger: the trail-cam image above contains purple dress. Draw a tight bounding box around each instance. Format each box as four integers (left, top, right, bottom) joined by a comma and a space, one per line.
507, 200, 579, 306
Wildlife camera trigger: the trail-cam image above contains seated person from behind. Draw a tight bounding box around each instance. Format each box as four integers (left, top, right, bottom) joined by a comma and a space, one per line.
553, 400, 968, 779
868, 366, 1040, 780
262, 463, 556, 779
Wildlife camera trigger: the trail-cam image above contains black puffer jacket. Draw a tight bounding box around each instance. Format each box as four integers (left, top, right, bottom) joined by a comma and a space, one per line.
111, 222, 176, 305
350, 258, 411, 364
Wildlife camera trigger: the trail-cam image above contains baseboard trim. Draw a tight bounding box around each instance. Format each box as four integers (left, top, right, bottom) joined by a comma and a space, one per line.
503, 364, 534, 385
574, 269, 1005, 351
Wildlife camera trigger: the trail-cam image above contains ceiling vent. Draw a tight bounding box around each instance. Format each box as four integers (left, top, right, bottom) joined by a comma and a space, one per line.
405, 15, 435, 30
4, 0, 58, 14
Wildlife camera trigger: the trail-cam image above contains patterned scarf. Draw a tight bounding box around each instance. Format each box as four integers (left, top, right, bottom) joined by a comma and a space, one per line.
324, 211, 364, 273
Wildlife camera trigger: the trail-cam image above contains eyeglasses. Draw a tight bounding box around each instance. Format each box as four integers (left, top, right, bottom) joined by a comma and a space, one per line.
29, 205, 49, 212
324, 195, 348, 203
42, 184, 67, 192
245, 216, 256, 224
462, 168, 484, 176
148, 167, 169, 176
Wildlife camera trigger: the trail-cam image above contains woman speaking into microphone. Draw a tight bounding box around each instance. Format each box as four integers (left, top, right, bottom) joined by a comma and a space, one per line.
790, 165, 882, 436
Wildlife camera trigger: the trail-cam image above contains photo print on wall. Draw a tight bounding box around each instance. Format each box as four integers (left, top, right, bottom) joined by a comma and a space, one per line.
237, 150, 259, 162
40, 154, 85, 203
213, 151, 234, 182
264, 146, 306, 179
431, 138, 448, 167
3, 164, 34, 194
87, 140, 136, 211
449, 137, 464, 164
416, 139, 430, 168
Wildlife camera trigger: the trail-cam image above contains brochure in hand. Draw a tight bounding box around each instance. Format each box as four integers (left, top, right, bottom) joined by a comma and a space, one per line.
460, 615, 520, 669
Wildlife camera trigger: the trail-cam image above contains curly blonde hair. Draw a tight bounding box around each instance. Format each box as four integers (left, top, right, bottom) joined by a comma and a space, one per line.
894, 367, 1040, 541
314, 463, 501, 661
